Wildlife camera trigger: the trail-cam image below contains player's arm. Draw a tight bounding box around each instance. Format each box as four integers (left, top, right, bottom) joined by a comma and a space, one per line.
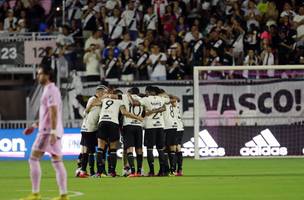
23, 121, 39, 135
120, 106, 144, 122
128, 94, 141, 106
145, 105, 166, 117
49, 105, 58, 145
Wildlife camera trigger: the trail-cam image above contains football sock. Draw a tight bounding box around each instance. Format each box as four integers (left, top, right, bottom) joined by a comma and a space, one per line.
77, 153, 82, 168
176, 151, 183, 171
29, 157, 41, 193
136, 154, 143, 173
81, 153, 88, 172
96, 148, 105, 174
169, 151, 177, 173
157, 149, 166, 174
109, 149, 117, 173
147, 149, 154, 173
88, 153, 95, 175
51, 160, 67, 195
127, 152, 135, 174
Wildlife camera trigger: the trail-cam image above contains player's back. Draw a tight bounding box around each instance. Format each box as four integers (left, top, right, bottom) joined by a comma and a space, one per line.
81, 96, 101, 132
122, 94, 144, 127
39, 82, 64, 137
98, 98, 123, 125
139, 95, 169, 129
163, 102, 178, 130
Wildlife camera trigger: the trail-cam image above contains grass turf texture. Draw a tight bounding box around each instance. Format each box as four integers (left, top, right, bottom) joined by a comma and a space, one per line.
1, 158, 304, 200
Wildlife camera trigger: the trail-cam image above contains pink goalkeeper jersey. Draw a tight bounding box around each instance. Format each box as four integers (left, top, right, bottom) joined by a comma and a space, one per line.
38, 82, 64, 138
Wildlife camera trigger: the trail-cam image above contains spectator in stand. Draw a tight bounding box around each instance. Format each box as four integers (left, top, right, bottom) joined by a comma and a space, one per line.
167, 47, 185, 80
147, 43, 167, 80
56, 25, 76, 70
161, 4, 177, 36
134, 42, 150, 80
102, 47, 122, 82
293, 5, 304, 41
81, 0, 99, 39
121, 0, 140, 41
121, 48, 136, 81
118, 33, 135, 54
66, 0, 83, 22
143, 6, 158, 33
243, 49, 260, 79
84, 43, 102, 80
106, 7, 124, 44
84, 28, 105, 54
4, 9, 17, 31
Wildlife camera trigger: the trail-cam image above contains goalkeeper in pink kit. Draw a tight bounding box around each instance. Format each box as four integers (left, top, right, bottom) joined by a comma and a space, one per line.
21, 65, 68, 200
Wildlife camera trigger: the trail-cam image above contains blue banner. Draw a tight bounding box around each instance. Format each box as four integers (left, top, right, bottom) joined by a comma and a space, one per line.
0, 128, 81, 160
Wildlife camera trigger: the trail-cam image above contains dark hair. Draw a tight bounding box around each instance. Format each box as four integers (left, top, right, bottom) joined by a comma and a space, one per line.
145, 86, 154, 93
39, 65, 55, 82
128, 87, 140, 94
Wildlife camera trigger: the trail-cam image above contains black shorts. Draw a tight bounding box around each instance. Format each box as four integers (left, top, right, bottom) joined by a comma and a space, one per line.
165, 129, 178, 146
144, 128, 165, 149
97, 121, 120, 142
176, 130, 184, 145
80, 134, 85, 146
122, 125, 143, 149
81, 131, 97, 153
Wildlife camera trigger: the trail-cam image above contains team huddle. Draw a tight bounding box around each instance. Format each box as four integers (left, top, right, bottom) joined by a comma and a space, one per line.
76, 85, 184, 178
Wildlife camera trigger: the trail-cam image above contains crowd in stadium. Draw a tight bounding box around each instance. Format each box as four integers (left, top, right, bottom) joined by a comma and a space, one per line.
1, 0, 304, 81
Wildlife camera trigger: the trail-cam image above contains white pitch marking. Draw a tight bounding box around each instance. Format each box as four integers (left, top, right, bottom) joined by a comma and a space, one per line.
14, 190, 84, 199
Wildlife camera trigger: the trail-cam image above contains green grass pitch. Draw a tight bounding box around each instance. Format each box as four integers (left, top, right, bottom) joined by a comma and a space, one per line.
1, 158, 304, 200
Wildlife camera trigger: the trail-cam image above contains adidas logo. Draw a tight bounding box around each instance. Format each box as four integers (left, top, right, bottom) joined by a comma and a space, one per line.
240, 129, 287, 156
182, 129, 225, 157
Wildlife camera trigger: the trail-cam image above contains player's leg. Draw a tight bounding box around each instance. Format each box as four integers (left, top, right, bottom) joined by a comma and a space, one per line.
176, 131, 184, 176
123, 126, 136, 176
167, 129, 177, 174
21, 134, 49, 200
78, 132, 89, 177
77, 139, 84, 169
88, 132, 97, 176
144, 129, 156, 176
135, 126, 143, 176
156, 128, 167, 176
51, 153, 68, 200
20, 150, 44, 200
46, 136, 68, 200
108, 122, 120, 177
95, 123, 108, 177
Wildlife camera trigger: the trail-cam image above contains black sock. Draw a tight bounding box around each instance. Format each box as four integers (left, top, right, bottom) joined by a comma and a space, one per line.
127, 152, 135, 174
96, 148, 105, 174
176, 151, 183, 171
136, 154, 143, 173
81, 153, 88, 172
157, 149, 166, 174
169, 151, 177, 173
89, 153, 95, 175
109, 150, 117, 174
77, 153, 82, 168
147, 149, 154, 173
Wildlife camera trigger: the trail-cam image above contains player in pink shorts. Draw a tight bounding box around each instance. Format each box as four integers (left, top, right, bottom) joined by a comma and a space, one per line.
20, 65, 68, 200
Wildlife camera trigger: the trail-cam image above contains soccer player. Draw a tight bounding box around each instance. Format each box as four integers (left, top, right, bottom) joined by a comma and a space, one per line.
78, 85, 108, 177
95, 89, 144, 177
129, 86, 170, 176
21, 66, 68, 200
159, 89, 179, 175
121, 87, 145, 177
175, 100, 184, 176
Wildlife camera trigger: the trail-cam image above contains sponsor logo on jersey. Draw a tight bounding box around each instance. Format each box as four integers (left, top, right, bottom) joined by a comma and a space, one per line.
182, 130, 225, 157
240, 129, 287, 156
0, 138, 27, 158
